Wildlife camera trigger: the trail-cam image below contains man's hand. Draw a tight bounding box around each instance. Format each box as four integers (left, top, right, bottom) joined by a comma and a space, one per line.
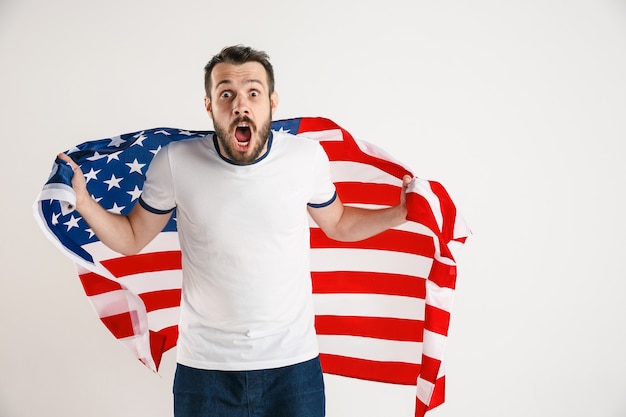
309, 174, 414, 242
57, 153, 90, 210
400, 174, 413, 217
55, 152, 170, 255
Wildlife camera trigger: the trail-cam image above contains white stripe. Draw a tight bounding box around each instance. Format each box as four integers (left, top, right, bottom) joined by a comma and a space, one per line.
310, 248, 433, 278
354, 138, 413, 172
313, 293, 425, 320
118, 270, 182, 296
37, 183, 76, 208
88, 289, 145, 318
117, 333, 157, 372
453, 212, 471, 240
141, 231, 181, 253
147, 306, 180, 332
317, 335, 422, 364
448, 239, 465, 263
416, 377, 435, 404
297, 129, 343, 141
329, 161, 400, 185
422, 330, 447, 360
425, 280, 455, 312
395, 221, 436, 237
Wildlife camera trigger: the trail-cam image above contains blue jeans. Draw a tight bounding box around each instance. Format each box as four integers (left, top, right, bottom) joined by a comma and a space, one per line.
173, 357, 325, 417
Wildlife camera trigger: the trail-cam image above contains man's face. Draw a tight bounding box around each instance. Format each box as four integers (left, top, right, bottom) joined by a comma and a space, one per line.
205, 61, 279, 165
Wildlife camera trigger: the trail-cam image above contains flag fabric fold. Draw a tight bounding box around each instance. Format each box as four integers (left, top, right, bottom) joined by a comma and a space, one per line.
34, 117, 469, 416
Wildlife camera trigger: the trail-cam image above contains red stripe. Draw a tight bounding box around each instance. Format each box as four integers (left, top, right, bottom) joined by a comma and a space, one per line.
319, 353, 419, 385
428, 260, 457, 289
310, 227, 436, 258
138, 289, 181, 312
424, 305, 450, 336
429, 181, 458, 244
80, 271, 123, 296
312, 271, 425, 298
428, 375, 446, 410
149, 326, 179, 370
405, 192, 440, 237
159, 325, 179, 352
335, 182, 400, 206
100, 311, 136, 339
100, 250, 182, 278
297, 117, 344, 135
315, 315, 424, 342
419, 354, 442, 383
320, 141, 365, 162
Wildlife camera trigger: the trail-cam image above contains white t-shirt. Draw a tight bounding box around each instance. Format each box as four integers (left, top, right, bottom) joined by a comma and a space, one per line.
139, 131, 336, 371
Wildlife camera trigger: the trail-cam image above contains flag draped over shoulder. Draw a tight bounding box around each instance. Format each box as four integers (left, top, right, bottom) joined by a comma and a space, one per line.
34, 117, 469, 416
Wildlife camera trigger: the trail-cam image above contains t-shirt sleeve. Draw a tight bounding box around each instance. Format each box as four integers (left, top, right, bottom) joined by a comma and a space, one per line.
138, 145, 176, 214
307, 143, 337, 208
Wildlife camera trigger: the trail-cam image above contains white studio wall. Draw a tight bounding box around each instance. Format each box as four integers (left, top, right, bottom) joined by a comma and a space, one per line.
1, 1, 625, 416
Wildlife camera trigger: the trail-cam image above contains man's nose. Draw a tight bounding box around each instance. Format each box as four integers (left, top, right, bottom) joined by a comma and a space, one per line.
233, 95, 250, 115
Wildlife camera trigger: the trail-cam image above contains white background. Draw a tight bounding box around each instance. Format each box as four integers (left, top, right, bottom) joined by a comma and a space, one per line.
1, 1, 625, 416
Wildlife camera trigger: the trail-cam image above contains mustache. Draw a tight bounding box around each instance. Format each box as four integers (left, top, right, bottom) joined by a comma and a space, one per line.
230, 116, 256, 131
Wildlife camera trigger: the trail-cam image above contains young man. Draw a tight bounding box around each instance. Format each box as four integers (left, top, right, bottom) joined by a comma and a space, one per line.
59, 45, 412, 417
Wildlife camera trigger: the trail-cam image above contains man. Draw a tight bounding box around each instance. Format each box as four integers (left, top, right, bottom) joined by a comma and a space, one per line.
59, 45, 412, 417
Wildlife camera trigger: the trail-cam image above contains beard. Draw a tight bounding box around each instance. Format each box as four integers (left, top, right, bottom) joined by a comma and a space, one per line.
214, 114, 272, 165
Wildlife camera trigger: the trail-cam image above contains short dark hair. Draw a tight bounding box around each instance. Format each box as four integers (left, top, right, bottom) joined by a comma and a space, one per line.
204, 45, 275, 97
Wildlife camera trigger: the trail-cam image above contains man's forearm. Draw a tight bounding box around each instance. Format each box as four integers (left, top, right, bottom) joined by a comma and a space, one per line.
75, 195, 143, 255
325, 204, 407, 242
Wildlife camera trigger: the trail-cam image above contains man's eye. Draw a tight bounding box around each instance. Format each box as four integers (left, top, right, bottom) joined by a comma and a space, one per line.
250, 91, 260, 97
221, 91, 232, 98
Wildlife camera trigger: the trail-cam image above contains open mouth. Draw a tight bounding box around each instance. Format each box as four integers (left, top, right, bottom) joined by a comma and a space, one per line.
235, 125, 252, 148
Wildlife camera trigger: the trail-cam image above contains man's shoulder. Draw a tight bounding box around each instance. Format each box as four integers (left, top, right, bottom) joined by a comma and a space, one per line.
162, 133, 212, 154
272, 130, 322, 150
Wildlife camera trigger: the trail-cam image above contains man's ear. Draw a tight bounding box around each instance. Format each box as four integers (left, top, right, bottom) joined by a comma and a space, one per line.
204, 96, 213, 118
270, 91, 279, 114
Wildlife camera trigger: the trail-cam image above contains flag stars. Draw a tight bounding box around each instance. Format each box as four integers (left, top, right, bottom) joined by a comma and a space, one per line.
106, 151, 123, 162
132, 132, 147, 147
108, 135, 126, 148
150, 145, 162, 155
86, 228, 95, 239
126, 159, 146, 174
108, 202, 126, 214
103, 174, 123, 190
51, 212, 61, 225
127, 185, 142, 202
87, 151, 107, 161
83, 168, 101, 183
63, 214, 82, 231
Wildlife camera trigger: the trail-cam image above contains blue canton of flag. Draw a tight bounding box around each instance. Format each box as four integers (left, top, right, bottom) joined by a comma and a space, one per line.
37, 128, 209, 267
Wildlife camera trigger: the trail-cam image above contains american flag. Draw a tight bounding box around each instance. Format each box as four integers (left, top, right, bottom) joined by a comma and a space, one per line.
34, 117, 469, 416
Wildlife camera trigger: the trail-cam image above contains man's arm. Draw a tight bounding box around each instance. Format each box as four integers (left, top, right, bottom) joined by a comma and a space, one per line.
308, 175, 412, 242
58, 153, 171, 255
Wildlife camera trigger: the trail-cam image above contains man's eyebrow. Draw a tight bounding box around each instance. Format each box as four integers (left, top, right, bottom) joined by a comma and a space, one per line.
214, 79, 264, 89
